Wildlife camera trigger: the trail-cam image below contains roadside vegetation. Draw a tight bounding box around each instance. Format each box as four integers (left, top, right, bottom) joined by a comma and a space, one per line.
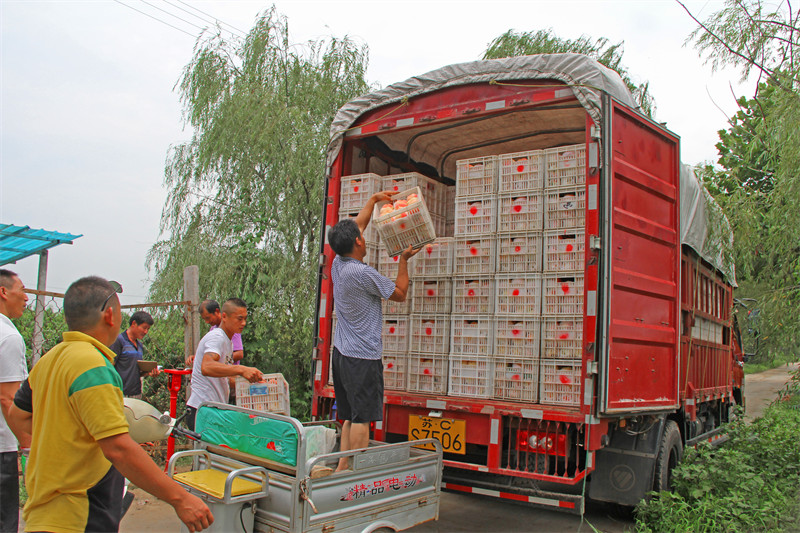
636, 369, 800, 532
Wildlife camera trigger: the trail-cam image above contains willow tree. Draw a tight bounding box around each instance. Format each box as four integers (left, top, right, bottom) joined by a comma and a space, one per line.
148, 8, 369, 415
483, 29, 656, 117
681, 0, 800, 362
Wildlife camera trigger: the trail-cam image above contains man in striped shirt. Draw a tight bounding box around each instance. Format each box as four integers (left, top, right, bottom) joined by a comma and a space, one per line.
328, 191, 420, 471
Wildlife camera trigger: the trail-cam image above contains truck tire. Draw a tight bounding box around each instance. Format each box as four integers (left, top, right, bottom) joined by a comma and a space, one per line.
653, 420, 682, 492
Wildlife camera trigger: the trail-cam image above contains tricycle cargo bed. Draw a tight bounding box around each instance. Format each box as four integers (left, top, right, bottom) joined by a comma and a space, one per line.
169, 403, 443, 533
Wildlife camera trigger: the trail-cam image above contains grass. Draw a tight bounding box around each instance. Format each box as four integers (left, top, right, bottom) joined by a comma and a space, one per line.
635, 368, 800, 532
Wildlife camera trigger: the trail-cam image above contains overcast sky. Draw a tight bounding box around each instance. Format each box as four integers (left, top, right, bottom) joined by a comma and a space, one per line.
1, 0, 754, 305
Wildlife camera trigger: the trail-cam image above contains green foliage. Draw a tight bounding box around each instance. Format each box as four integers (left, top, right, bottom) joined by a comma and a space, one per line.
482, 28, 655, 117
635, 398, 800, 532
13, 305, 67, 365
140, 310, 188, 413
688, 0, 800, 366
148, 7, 370, 419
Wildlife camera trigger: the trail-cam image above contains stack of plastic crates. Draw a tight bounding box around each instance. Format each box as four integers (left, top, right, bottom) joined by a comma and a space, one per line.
235, 373, 290, 415
338, 173, 382, 270
539, 143, 586, 406
448, 157, 498, 398
382, 316, 409, 390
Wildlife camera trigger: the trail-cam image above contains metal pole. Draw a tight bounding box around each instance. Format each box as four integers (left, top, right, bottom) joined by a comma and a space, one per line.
31, 250, 48, 364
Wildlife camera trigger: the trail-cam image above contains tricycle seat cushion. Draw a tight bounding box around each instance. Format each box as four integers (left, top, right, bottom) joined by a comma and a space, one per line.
173, 469, 263, 499
196, 404, 299, 466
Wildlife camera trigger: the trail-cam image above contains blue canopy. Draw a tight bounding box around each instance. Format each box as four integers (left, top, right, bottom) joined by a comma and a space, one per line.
0, 224, 82, 266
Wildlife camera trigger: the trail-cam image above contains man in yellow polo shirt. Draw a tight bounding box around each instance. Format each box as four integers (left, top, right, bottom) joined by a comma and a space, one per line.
7, 276, 213, 532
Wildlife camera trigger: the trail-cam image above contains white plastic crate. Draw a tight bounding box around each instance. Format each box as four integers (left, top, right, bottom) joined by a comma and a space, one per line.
382, 282, 412, 315
373, 187, 437, 256
413, 238, 453, 277
448, 355, 492, 398
383, 353, 407, 391
495, 275, 542, 316
539, 360, 582, 407
544, 230, 585, 272
407, 353, 448, 394
544, 144, 586, 189
453, 236, 496, 276
456, 155, 498, 198
382, 317, 410, 353
409, 314, 450, 355
235, 373, 290, 415
450, 315, 493, 356
340, 173, 381, 211
496, 233, 543, 273
383, 173, 446, 216
499, 150, 544, 193
542, 274, 584, 316
493, 357, 539, 402
378, 249, 402, 279
497, 193, 544, 232
541, 315, 583, 360
411, 278, 452, 314
338, 210, 379, 244
454, 196, 496, 235
446, 185, 456, 220
451, 277, 494, 314
544, 186, 586, 230
494, 317, 541, 358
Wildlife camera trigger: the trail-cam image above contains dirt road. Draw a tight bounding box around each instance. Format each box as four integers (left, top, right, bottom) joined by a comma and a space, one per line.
114, 362, 798, 533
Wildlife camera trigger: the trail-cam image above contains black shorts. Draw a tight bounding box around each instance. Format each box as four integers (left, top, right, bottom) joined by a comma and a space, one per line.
332, 347, 384, 423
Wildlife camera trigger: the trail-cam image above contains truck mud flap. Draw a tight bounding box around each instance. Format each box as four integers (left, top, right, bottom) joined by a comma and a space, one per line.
587, 418, 666, 506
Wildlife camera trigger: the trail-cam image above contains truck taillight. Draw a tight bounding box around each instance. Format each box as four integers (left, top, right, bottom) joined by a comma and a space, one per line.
517, 430, 567, 456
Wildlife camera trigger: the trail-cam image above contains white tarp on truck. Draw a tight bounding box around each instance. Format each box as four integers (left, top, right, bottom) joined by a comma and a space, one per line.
326, 53, 735, 285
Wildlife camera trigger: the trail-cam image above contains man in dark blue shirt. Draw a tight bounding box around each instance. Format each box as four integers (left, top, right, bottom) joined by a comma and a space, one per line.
110, 311, 159, 398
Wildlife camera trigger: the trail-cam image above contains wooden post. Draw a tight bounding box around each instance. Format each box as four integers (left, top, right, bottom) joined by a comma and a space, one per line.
31, 250, 48, 364
183, 266, 201, 362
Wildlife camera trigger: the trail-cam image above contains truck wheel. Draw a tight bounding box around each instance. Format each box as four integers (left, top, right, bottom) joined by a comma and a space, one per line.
653, 420, 682, 492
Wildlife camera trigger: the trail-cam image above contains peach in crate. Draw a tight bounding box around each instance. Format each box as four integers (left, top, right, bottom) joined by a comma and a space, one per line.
374, 186, 437, 257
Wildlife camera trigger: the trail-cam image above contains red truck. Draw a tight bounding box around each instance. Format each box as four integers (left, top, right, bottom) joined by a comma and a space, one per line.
311, 54, 743, 511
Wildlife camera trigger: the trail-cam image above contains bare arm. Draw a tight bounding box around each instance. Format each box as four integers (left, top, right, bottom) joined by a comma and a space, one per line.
232, 350, 244, 363
389, 245, 422, 302
6, 402, 32, 443
355, 191, 396, 232
98, 433, 213, 532
200, 352, 262, 382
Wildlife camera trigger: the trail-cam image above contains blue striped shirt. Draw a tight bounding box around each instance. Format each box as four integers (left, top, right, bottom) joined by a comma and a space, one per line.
332, 255, 396, 360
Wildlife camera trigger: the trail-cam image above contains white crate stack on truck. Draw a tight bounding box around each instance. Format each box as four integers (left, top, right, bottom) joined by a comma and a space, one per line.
316, 55, 742, 513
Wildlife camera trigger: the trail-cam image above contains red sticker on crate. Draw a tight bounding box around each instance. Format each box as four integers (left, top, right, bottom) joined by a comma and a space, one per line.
468, 289, 475, 297
470, 247, 478, 256
426, 327, 433, 336
389, 326, 395, 334
512, 374, 521, 380
559, 333, 569, 340
427, 289, 435, 296
387, 362, 394, 369
354, 186, 359, 192
514, 245, 522, 252
517, 164, 525, 172
513, 204, 522, 212
512, 329, 521, 336
469, 205, 478, 215
561, 283, 570, 294
423, 368, 431, 375
566, 244, 574, 252
512, 289, 520, 296
559, 374, 572, 384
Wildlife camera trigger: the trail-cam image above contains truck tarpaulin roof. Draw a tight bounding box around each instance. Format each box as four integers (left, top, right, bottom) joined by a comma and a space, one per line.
326, 53, 735, 285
